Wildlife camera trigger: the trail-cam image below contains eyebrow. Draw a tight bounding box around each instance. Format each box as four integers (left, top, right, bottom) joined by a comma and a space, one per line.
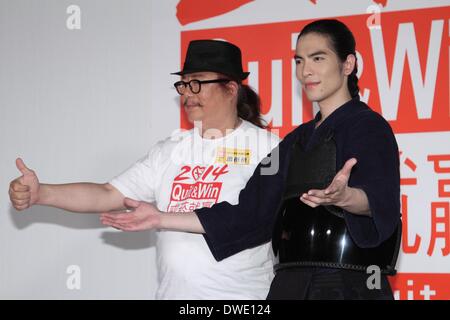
293, 50, 328, 59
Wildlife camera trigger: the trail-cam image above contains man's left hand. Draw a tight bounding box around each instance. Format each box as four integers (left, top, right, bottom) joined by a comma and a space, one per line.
300, 158, 357, 208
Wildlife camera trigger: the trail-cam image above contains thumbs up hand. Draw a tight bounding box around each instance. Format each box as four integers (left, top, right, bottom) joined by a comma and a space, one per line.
9, 158, 40, 211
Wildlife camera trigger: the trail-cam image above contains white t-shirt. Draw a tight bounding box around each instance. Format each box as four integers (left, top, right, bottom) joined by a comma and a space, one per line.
109, 119, 280, 299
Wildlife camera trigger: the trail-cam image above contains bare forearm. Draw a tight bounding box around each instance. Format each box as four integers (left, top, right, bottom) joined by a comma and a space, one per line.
340, 187, 371, 216
159, 212, 205, 233
37, 183, 124, 213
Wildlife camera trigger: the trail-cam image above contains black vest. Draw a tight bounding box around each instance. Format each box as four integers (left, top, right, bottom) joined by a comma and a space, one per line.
272, 129, 401, 275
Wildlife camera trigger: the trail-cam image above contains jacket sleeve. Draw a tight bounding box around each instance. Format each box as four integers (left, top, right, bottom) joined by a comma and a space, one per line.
195, 133, 295, 261
343, 112, 401, 248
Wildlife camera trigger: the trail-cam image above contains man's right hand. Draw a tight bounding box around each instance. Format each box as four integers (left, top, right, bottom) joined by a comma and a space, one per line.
9, 158, 40, 211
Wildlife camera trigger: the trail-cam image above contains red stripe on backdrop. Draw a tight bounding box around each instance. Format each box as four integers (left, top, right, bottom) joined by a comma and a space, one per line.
176, 0, 253, 26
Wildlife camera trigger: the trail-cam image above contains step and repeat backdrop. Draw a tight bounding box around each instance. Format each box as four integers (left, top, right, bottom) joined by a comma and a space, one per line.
167, 0, 450, 300
1, 0, 448, 299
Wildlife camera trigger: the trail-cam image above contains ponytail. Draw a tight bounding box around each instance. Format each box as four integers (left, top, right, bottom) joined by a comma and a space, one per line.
348, 60, 360, 98
236, 84, 266, 128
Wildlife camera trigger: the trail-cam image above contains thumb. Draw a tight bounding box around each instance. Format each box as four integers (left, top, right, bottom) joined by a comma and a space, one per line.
339, 158, 357, 180
123, 197, 141, 209
325, 158, 357, 194
16, 158, 32, 175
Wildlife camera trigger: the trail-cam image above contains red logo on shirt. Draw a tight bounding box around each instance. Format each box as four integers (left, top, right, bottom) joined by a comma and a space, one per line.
168, 165, 229, 212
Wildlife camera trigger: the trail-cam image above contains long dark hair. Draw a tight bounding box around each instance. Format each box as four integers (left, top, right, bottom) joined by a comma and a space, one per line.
236, 84, 266, 128
298, 19, 360, 98
220, 79, 266, 128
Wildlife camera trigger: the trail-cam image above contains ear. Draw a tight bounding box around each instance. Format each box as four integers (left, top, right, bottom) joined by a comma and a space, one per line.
343, 54, 356, 76
225, 80, 239, 98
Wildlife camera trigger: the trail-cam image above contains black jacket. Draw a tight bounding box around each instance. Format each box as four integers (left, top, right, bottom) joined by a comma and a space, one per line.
196, 98, 401, 261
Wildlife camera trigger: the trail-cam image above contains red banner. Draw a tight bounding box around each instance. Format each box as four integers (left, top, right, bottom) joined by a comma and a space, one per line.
180, 6, 450, 137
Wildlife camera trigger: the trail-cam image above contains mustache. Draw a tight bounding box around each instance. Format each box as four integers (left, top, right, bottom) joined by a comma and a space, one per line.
183, 98, 202, 107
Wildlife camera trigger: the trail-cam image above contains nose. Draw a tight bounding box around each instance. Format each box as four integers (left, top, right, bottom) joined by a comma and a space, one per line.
181, 89, 195, 106
183, 86, 195, 98
296, 60, 311, 82
302, 60, 313, 78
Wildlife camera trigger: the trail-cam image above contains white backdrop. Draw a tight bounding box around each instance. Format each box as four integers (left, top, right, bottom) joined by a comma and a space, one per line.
0, 0, 449, 299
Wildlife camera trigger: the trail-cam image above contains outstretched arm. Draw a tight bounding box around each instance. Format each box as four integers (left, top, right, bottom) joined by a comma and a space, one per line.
9, 158, 125, 213
100, 198, 204, 233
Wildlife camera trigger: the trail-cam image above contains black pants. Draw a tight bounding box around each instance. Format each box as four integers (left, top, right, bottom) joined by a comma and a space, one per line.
267, 268, 394, 300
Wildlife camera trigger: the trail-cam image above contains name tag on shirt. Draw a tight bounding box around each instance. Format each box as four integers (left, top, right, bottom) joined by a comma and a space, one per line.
215, 147, 251, 165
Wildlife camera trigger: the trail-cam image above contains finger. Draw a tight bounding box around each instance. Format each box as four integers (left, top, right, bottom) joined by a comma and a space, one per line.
100, 212, 134, 223
326, 161, 355, 193
11, 196, 31, 204
10, 192, 31, 201
100, 215, 123, 225
100, 212, 129, 219
101, 219, 136, 231
100, 216, 126, 227
339, 158, 358, 178
10, 181, 30, 192
307, 189, 327, 199
101, 220, 126, 230
112, 223, 140, 232
14, 204, 29, 211
16, 158, 32, 175
100, 217, 114, 225
103, 216, 134, 225
303, 194, 330, 205
12, 199, 30, 206
300, 195, 319, 208
123, 197, 140, 209
122, 225, 141, 232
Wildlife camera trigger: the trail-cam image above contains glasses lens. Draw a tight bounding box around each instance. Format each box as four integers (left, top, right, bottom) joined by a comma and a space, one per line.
174, 81, 185, 95
189, 80, 201, 94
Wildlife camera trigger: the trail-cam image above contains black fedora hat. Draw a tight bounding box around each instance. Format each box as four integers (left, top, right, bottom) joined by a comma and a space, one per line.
172, 39, 250, 81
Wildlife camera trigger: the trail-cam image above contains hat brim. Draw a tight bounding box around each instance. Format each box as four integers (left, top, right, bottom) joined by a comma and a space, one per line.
171, 69, 249, 81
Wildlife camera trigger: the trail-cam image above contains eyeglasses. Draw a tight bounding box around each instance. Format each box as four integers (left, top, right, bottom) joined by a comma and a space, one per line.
173, 79, 230, 95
